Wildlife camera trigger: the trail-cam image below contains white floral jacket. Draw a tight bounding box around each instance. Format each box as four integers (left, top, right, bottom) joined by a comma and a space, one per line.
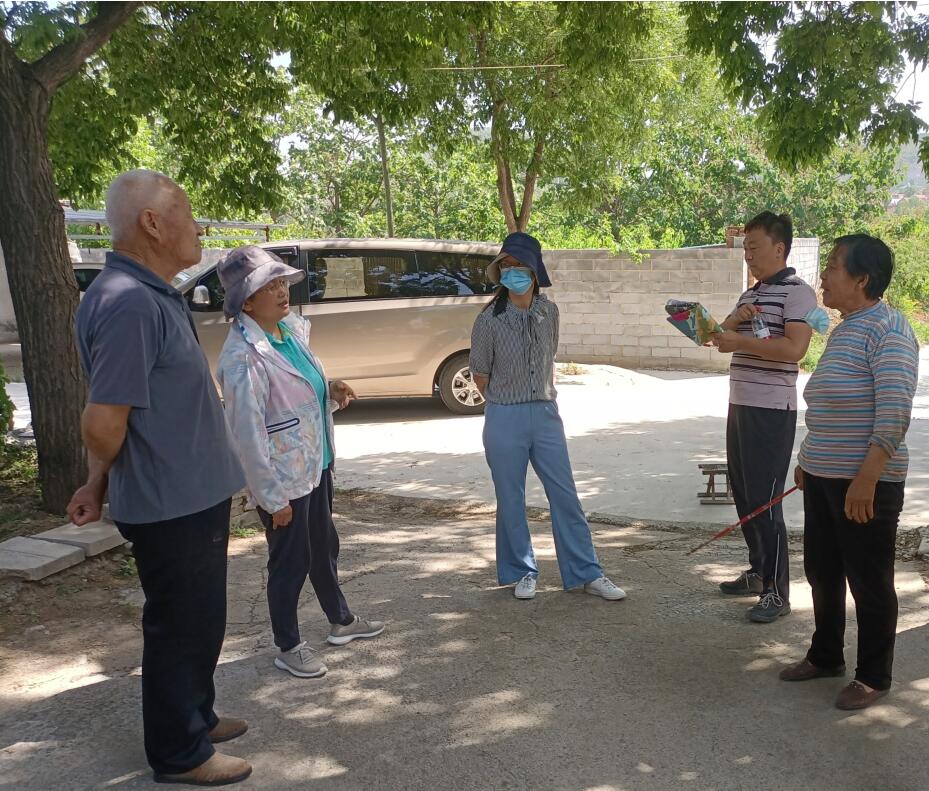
217, 312, 338, 514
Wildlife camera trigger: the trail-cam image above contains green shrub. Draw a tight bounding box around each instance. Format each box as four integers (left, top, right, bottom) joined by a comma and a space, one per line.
0, 361, 14, 432
800, 332, 828, 372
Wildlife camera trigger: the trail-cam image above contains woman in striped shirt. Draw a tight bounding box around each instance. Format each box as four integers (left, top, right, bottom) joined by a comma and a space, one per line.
780, 234, 918, 711
469, 232, 624, 602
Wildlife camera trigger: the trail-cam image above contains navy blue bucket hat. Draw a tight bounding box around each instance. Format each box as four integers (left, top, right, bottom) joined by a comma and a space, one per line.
487, 232, 552, 288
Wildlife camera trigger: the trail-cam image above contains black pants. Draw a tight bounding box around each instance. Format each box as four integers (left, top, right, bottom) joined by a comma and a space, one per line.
257, 469, 352, 651
726, 404, 796, 601
115, 498, 231, 775
803, 472, 904, 690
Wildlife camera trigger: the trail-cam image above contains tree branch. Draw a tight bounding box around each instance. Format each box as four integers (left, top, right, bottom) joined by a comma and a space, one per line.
30, 2, 141, 94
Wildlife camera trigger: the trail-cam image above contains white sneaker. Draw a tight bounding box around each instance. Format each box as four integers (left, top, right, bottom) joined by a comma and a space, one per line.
327, 616, 385, 646
274, 641, 328, 678
584, 576, 627, 601
514, 573, 537, 599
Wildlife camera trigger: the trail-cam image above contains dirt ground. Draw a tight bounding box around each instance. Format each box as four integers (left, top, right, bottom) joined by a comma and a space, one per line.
2, 491, 929, 791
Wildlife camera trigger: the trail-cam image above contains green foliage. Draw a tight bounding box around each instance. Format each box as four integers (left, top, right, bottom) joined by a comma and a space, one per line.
684, 2, 929, 172
117, 555, 137, 578
230, 522, 261, 539
0, 444, 44, 540
800, 331, 828, 372
866, 214, 929, 311
43, 2, 290, 215
0, 361, 13, 432
278, 86, 504, 240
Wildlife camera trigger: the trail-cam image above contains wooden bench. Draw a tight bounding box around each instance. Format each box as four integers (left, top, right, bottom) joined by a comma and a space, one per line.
698, 462, 735, 504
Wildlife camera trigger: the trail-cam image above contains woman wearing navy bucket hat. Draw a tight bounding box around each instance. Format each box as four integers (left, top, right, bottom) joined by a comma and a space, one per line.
469, 232, 625, 601
215, 246, 384, 679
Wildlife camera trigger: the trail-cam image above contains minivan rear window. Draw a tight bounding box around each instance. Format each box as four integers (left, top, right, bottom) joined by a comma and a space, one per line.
416, 252, 496, 296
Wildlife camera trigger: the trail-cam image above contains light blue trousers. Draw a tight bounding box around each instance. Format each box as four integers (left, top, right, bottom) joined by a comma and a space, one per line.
483, 400, 603, 589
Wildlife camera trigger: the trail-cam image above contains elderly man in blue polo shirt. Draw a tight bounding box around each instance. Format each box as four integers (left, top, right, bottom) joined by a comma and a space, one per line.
67, 170, 251, 787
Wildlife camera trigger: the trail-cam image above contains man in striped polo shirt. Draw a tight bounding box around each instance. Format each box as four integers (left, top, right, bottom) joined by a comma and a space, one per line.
711, 212, 817, 623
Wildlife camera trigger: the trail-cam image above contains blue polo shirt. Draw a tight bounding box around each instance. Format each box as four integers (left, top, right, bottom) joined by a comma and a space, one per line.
75, 252, 245, 524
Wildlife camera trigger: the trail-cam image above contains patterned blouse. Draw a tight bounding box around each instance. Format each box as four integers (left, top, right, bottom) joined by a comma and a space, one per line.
469, 295, 559, 404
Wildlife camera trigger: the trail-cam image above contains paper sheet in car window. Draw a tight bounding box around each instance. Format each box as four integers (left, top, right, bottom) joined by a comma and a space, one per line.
664, 300, 723, 346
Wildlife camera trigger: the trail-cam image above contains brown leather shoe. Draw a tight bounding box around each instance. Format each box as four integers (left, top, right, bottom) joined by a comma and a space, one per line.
209, 717, 248, 744
779, 658, 846, 682
835, 680, 889, 710
154, 752, 252, 786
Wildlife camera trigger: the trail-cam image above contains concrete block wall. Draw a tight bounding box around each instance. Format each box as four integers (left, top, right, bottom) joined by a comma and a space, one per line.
787, 237, 821, 289
545, 246, 747, 372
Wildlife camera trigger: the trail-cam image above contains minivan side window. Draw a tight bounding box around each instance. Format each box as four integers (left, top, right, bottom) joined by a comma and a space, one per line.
308, 250, 419, 300
189, 247, 305, 313
195, 268, 225, 311
416, 252, 496, 296
267, 247, 307, 305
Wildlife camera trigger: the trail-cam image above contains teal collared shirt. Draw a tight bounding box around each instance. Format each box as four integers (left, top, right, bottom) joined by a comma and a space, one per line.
266, 323, 333, 468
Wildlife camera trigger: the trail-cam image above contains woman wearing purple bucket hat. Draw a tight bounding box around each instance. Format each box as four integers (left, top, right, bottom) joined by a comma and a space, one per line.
215, 246, 384, 679
470, 232, 625, 602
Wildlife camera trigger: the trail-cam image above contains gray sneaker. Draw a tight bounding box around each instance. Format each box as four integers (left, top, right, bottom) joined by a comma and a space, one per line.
719, 571, 764, 596
274, 641, 327, 678
748, 592, 791, 623
327, 615, 385, 646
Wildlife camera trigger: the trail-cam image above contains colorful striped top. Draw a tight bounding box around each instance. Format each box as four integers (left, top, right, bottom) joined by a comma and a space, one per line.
798, 301, 918, 482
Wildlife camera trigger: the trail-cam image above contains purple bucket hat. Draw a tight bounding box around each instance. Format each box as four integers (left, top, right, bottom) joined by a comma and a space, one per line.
217, 245, 305, 318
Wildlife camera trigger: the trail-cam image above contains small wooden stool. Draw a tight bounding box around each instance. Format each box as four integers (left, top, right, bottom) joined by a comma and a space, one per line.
698, 462, 735, 504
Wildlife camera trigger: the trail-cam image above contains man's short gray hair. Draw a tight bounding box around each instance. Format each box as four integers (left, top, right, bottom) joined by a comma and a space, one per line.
105, 169, 180, 241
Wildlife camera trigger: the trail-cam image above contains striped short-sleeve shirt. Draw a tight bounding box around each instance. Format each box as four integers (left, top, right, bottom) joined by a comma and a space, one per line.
798, 301, 918, 483
469, 295, 559, 404
728, 268, 818, 410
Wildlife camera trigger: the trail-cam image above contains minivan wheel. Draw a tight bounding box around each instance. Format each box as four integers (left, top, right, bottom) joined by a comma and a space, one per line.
438, 353, 485, 415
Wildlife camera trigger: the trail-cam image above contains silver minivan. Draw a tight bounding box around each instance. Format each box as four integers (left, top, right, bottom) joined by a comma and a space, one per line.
179, 238, 501, 414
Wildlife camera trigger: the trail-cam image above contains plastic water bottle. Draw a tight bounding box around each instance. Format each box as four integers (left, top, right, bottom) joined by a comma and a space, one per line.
751, 306, 771, 340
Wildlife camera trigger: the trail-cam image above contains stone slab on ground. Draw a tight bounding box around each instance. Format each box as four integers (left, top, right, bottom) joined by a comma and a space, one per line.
0, 536, 84, 581
33, 520, 125, 556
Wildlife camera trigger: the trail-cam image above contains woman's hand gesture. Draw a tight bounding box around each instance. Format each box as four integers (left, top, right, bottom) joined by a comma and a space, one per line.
845, 475, 876, 524
329, 380, 356, 409
272, 505, 293, 528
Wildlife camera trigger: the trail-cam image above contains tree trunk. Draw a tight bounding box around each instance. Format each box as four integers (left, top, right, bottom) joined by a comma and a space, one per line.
0, 52, 87, 514
374, 115, 394, 238
490, 102, 519, 233
516, 137, 545, 232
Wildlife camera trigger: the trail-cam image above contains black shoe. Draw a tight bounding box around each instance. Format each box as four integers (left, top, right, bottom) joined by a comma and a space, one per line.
719, 571, 763, 596
748, 591, 791, 623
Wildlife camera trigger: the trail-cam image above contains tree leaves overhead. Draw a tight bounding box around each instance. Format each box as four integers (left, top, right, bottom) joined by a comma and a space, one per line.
45, 2, 289, 215
683, 1, 929, 171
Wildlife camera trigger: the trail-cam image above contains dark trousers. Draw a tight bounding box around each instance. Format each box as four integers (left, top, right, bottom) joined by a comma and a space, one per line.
726, 404, 795, 601
115, 498, 231, 775
257, 469, 352, 651
803, 472, 904, 690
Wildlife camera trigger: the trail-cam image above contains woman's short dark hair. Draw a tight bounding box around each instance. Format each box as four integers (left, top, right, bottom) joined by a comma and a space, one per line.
833, 234, 894, 299
745, 211, 793, 258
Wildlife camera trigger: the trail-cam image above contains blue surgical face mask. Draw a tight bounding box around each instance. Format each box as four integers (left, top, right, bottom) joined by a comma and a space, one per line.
804, 306, 830, 334
500, 267, 534, 295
